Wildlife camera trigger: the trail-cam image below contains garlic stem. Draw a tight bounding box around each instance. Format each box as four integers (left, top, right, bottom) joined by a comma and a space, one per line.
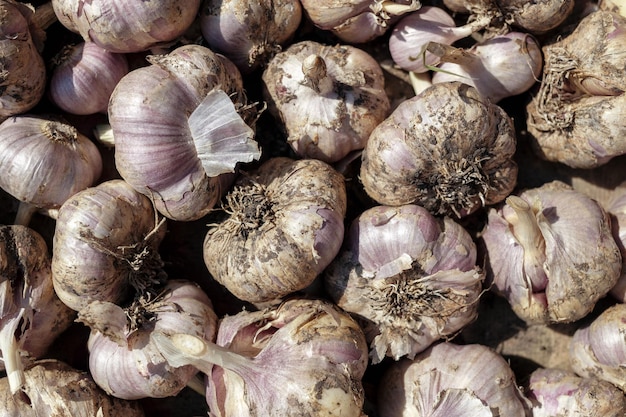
301, 54, 333, 94
409, 71, 433, 95
31, 2, 57, 31
186, 374, 206, 396
14, 202, 37, 226
0, 309, 26, 394
380, 0, 421, 16
94, 124, 115, 147
426, 42, 479, 68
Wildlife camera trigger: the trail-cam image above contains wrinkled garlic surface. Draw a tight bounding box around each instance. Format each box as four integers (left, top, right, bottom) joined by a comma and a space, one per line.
527, 10, 626, 168
360, 81, 517, 218
325, 204, 484, 364
481, 180, 621, 324
262, 40, 390, 163
377, 342, 530, 417
203, 157, 347, 304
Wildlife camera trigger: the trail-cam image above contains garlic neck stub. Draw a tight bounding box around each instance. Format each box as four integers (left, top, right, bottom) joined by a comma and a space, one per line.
480, 180, 622, 324
324, 204, 484, 364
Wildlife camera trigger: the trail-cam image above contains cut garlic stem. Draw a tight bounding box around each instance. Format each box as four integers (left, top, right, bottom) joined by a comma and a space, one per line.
14, 202, 38, 226
0, 309, 27, 394
426, 42, 478, 67
301, 54, 333, 94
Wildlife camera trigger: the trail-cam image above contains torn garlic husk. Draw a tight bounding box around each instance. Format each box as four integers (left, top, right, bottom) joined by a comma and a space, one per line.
324, 204, 484, 364
480, 180, 622, 324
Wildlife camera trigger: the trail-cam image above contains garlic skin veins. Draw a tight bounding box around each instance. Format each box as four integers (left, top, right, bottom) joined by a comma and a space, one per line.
480, 180, 622, 324
151, 298, 369, 417
82, 279, 218, 400
262, 40, 390, 163
377, 342, 531, 417
569, 302, 626, 392
324, 204, 484, 364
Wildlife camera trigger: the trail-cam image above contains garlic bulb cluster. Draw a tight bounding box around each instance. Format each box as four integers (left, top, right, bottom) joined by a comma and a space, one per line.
203, 157, 347, 304
51, 0, 201, 53
570, 302, 626, 392
0, 114, 103, 226
0, 225, 75, 394
110, 44, 261, 222
527, 367, 626, 417
430, 31, 543, 103
200, 0, 302, 74
262, 40, 390, 163
0, 0, 47, 118
49, 41, 129, 115
527, 10, 626, 168
300, 0, 420, 43
151, 298, 369, 417
82, 280, 218, 400
324, 204, 484, 364
360, 81, 517, 218
52, 180, 167, 313
377, 342, 530, 416
0, 359, 145, 416
480, 180, 621, 324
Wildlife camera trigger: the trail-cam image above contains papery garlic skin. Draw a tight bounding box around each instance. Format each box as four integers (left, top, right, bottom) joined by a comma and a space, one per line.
84, 280, 218, 400
325, 204, 484, 364
262, 40, 390, 163
203, 157, 347, 303
110, 44, 261, 222
527, 368, 626, 417
481, 180, 621, 324
51, 0, 201, 53
204, 298, 369, 417
200, 0, 302, 74
0, 359, 145, 416
527, 10, 626, 168
377, 342, 530, 417
607, 191, 626, 301
570, 303, 626, 392
360, 81, 517, 218
52, 180, 167, 313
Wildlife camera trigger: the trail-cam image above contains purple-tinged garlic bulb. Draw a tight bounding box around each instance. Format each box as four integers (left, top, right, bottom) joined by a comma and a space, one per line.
52, 180, 167, 313
110, 44, 261, 222
300, 0, 420, 43
262, 40, 390, 163
377, 342, 531, 416
51, 0, 201, 53
607, 191, 626, 301
199, 0, 302, 74
0, 114, 103, 226
480, 180, 622, 324
430, 32, 543, 103
527, 367, 626, 417
81, 279, 218, 400
570, 303, 626, 392
527, 10, 626, 169
324, 204, 484, 364
360, 81, 517, 218
0, 359, 145, 416
151, 298, 369, 417
49, 41, 129, 115
0, 225, 75, 394
203, 157, 347, 304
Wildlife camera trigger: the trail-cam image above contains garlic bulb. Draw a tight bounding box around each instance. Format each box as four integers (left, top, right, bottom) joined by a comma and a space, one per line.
527, 10, 626, 168
51, 0, 201, 53
151, 297, 369, 417
527, 367, 626, 417
570, 302, 626, 392
199, 0, 302, 74
81, 279, 218, 400
0, 0, 47, 118
262, 40, 390, 163
377, 342, 531, 416
360, 81, 518, 218
110, 44, 261, 222
203, 157, 347, 304
0, 114, 103, 226
300, 0, 420, 43
52, 180, 167, 313
0, 225, 75, 394
607, 191, 626, 301
480, 180, 622, 324
49, 41, 129, 115
430, 32, 543, 103
495, 0, 576, 34
324, 204, 484, 364
0, 359, 145, 416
